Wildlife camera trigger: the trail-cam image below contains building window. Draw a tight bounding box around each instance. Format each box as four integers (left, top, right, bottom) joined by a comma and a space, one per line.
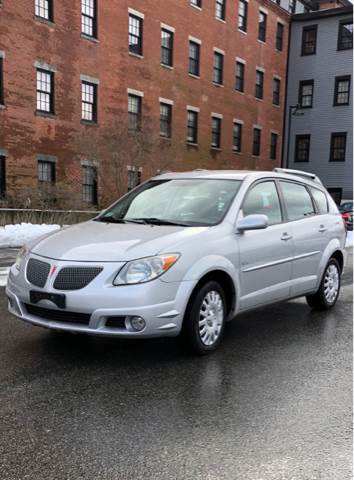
276, 22, 284, 51
255, 70, 264, 99
238, 0, 248, 32
38, 160, 56, 199
189, 41, 200, 76
36, 69, 54, 114
330, 132, 347, 162
273, 78, 281, 106
298, 80, 314, 108
0, 57, 4, 105
81, 81, 97, 122
338, 20, 353, 50
215, 0, 226, 21
160, 103, 172, 138
81, 0, 97, 38
213, 52, 224, 85
232, 122, 242, 152
252, 128, 261, 156
128, 167, 142, 191
295, 134, 311, 162
334, 75, 351, 106
35, 0, 53, 21
129, 14, 143, 56
187, 110, 198, 144
258, 11, 267, 42
270, 132, 278, 160
83, 165, 97, 204
301, 25, 317, 55
235, 61, 245, 92
211, 117, 222, 149
128, 94, 142, 131
191, 0, 202, 7
0, 155, 5, 198
161, 29, 173, 67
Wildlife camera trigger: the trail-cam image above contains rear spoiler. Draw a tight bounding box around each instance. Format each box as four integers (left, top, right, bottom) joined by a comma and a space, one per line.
273, 168, 323, 186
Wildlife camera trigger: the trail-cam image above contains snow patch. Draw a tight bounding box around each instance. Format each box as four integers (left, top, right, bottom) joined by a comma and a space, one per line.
0, 223, 61, 249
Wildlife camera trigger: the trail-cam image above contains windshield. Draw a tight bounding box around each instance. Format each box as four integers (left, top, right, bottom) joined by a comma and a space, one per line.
98, 179, 242, 227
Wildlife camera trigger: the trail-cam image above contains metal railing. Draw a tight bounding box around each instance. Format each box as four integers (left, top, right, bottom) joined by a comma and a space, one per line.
0, 208, 100, 226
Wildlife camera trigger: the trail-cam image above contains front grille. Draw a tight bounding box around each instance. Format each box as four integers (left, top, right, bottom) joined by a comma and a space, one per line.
26, 258, 51, 288
53, 266, 103, 291
25, 304, 91, 325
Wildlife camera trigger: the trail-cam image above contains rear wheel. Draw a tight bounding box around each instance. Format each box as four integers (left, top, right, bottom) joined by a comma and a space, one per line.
306, 258, 341, 311
182, 280, 226, 355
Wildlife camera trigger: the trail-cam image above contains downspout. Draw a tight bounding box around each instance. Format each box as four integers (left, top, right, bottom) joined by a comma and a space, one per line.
281, 15, 292, 168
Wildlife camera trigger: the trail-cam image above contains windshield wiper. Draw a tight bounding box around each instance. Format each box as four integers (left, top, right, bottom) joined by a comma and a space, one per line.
129, 217, 190, 226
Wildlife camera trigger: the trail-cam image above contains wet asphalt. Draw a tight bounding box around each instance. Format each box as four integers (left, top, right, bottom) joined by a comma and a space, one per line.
0, 259, 352, 480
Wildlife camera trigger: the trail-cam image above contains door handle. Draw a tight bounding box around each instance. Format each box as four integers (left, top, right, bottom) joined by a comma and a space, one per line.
318, 225, 327, 233
281, 233, 293, 241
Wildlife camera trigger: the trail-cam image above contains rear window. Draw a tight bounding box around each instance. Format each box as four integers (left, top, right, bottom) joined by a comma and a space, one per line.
311, 188, 328, 214
280, 181, 316, 221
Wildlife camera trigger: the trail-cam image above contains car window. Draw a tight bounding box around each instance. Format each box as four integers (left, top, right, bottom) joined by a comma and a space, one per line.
280, 181, 316, 221
242, 181, 282, 225
310, 188, 328, 214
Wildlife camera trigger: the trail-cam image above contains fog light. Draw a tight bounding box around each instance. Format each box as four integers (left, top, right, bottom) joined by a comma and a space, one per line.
129, 316, 146, 332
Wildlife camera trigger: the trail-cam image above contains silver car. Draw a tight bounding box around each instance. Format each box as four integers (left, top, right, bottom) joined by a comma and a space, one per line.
6, 168, 346, 354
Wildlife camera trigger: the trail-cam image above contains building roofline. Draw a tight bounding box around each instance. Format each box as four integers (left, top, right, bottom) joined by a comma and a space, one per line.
291, 4, 353, 21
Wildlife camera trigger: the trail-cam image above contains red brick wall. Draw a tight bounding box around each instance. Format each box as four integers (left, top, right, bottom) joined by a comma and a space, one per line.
0, 0, 290, 207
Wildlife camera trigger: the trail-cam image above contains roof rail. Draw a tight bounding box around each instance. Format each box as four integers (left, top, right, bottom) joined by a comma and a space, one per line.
273, 168, 323, 185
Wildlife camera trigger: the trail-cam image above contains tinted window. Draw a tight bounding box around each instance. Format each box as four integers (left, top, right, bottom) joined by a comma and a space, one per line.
281, 182, 315, 221
311, 188, 328, 214
242, 181, 282, 226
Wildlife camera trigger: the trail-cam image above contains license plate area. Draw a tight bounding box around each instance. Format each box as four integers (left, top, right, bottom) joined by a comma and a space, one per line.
30, 291, 66, 309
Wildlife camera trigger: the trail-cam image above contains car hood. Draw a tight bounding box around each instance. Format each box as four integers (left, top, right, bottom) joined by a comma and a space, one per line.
30, 220, 209, 262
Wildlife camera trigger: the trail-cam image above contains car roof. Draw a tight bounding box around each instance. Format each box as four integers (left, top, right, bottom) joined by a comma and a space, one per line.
152, 170, 324, 188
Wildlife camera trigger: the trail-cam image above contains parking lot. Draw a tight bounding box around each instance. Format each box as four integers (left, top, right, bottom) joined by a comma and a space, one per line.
0, 255, 352, 480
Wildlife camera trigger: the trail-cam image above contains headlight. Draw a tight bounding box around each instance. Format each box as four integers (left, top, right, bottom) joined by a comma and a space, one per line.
113, 254, 180, 285
14, 245, 29, 271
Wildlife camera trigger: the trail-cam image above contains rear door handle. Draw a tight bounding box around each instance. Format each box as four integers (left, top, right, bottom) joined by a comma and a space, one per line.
319, 225, 327, 233
281, 233, 293, 241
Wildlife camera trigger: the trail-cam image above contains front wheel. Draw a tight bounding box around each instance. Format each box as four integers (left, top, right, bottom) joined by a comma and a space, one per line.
182, 280, 226, 355
306, 258, 341, 311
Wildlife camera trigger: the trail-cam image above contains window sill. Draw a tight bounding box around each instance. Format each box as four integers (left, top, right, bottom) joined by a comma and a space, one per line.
238, 28, 247, 35
232, 149, 242, 155
215, 17, 226, 24
333, 103, 349, 107
34, 15, 55, 27
257, 39, 267, 46
81, 33, 99, 44
212, 82, 224, 88
35, 111, 56, 119
186, 142, 199, 147
252, 155, 260, 159
190, 4, 202, 11
275, 49, 283, 53
160, 135, 172, 141
129, 52, 144, 60
272, 103, 280, 108
210, 146, 222, 152
234, 89, 245, 95
255, 97, 264, 102
0, 104, 6, 111
81, 120, 99, 127
161, 63, 174, 70
189, 73, 200, 80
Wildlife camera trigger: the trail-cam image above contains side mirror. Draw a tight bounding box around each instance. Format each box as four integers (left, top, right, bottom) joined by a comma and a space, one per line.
236, 214, 269, 233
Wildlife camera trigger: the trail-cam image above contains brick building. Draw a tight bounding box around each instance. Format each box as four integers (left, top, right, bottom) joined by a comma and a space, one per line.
0, 0, 310, 208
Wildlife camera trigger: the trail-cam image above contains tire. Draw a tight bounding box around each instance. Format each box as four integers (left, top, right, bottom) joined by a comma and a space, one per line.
182, 280, 227, 355
306, 258, 341, 311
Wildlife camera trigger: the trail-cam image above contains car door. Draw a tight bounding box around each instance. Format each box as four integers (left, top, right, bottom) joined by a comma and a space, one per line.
237, 180, 293, 311
279, 181, 329, 296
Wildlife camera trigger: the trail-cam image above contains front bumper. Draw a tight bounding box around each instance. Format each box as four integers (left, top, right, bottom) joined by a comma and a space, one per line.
6, 255, 195, 338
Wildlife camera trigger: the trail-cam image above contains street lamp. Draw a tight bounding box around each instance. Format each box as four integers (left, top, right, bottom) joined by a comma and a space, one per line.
285, 104, 304, 168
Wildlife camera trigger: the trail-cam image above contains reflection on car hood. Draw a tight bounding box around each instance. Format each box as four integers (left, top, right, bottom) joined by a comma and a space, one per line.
30, 220, 208, 262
